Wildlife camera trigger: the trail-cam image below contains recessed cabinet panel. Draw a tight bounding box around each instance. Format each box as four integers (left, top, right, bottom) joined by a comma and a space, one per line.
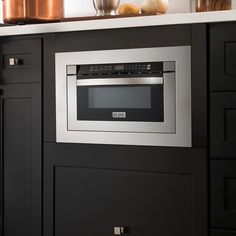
210, 24, 236, 91
225, 42, 236, 75
54, 166, 192, 236
0, 84, 41, 236
225, 110, 236, 142
210, 93, 236, 158
0, 39, 42, 84
211, 161, 236, 230
4, 98, 31, 236
226, 178, 236, 211
211, 230, 236, 236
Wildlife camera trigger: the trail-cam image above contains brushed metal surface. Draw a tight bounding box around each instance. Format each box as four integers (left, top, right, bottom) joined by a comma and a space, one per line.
67, 65, 77, 75
93, 0, 120, 16
163, 61, 176, 72
76, 77, 164, 86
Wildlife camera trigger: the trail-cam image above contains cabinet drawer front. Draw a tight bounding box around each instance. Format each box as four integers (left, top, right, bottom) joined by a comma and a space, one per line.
211, 161, 236, 230
0, 38, 42, 84
210, 93, 236, 158
210, 24, 236, 91
211, 230, 236, 236
54, 166, 192, 236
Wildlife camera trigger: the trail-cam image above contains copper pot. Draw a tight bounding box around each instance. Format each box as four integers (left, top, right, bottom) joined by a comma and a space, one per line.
196, 0, 231, 12
3, 0, 64, 24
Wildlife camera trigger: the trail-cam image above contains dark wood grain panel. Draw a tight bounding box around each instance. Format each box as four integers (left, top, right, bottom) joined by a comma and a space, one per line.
3, 97, 31, 236
211, 230, 236, 236
55, 25, 191, 52
0, 83, 42, 236
54, 166, 192, 236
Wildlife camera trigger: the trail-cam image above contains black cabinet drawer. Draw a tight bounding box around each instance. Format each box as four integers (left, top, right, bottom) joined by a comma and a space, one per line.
210, 93, 236, 158
44, 144, 207, 236
210, 23, 236, 91
211, 230, 236, 236
0, 38, 42, 84
53, 167, 192, 236
211, 161, 236, 230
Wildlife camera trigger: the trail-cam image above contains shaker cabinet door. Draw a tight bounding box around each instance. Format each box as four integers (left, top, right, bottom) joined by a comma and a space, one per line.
210, 23, 236, 91
0, 83, 41, 236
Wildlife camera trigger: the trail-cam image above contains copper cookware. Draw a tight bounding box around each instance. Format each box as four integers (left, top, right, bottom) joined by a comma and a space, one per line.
3, 0, 64, 24
196, 0, 231, 12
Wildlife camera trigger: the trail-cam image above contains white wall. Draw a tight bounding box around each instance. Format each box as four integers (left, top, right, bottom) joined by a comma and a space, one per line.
64, 0, 95, 17
64, 0, 193, 17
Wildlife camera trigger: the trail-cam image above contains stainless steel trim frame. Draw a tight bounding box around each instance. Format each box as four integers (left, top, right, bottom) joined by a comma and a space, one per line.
55, 46, 192, 147
163, 61, 175, 72
76, 77, 163, 86
67, 65, 77, 75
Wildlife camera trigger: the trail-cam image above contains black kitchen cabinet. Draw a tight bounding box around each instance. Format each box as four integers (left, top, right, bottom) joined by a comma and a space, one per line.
43, 143, 207, 236
0, 37, 42, 236
210, 23, 236, 91
0, 83, 41, 236
42, 25, 208, 236
0, 23, 212, 236
210, 22, 236, 235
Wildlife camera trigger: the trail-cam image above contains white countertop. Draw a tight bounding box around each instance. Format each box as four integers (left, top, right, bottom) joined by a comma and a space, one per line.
0, 10, 236, 36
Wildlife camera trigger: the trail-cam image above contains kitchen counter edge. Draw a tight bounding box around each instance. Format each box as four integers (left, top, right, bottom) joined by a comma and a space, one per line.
0, 10, 235, 36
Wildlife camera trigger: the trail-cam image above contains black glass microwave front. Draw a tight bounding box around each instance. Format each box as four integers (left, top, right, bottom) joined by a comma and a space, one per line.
70, 62, 166, 122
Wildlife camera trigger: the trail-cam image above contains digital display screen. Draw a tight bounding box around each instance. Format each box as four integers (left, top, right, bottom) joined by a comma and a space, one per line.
115, 65, 125, 71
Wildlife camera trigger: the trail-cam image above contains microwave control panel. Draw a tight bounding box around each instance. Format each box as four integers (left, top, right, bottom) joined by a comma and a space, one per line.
77, 62, 163, 74
66, 62, 175, 79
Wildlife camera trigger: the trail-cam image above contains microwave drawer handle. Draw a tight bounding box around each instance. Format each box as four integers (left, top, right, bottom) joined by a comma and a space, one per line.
76, 77, 163, 87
